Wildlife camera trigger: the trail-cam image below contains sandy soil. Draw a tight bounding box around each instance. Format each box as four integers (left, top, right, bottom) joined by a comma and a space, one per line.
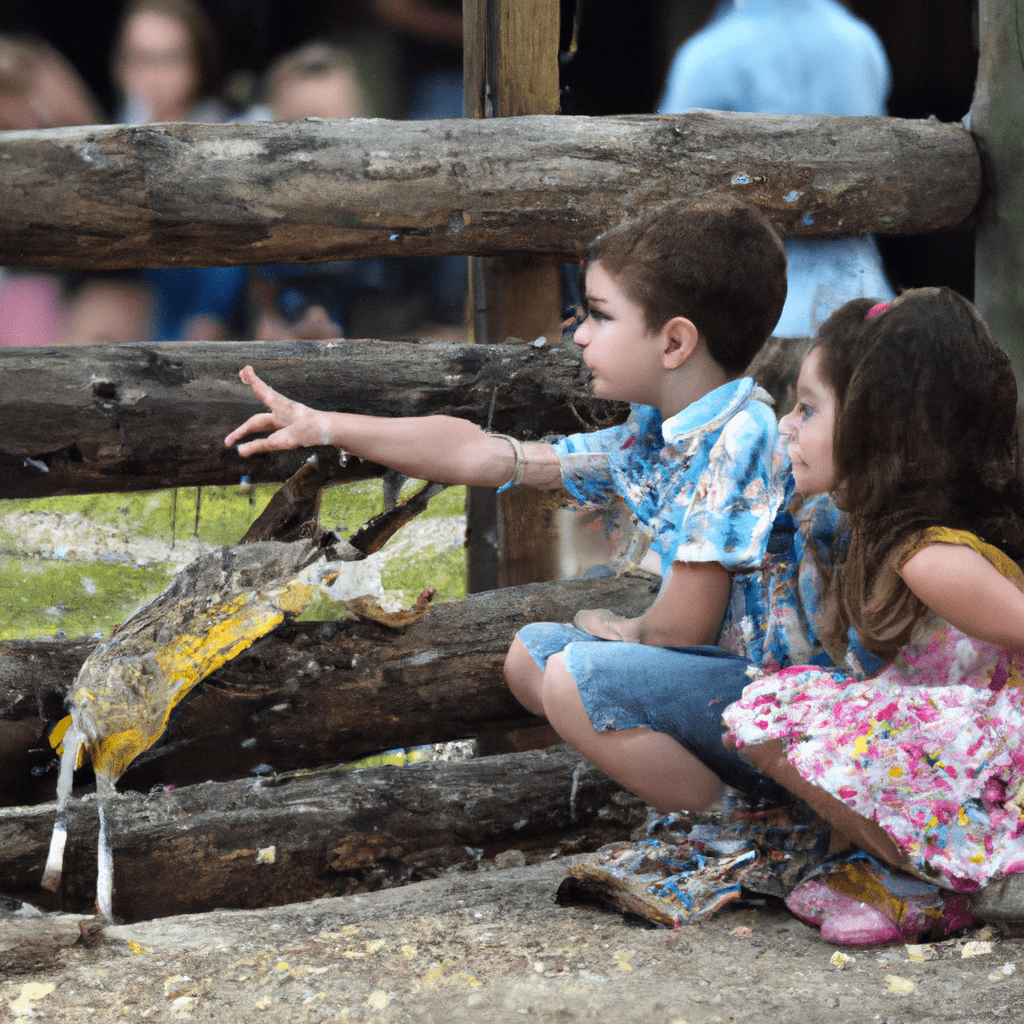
3, 858, 1022, 1024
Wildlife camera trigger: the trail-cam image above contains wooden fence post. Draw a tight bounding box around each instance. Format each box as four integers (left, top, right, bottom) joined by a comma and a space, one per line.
972, 0, 1024, 380
463, 0, 564, 592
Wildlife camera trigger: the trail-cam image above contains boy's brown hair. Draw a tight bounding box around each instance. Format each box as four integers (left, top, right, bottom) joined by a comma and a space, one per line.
587, 195, 787, 376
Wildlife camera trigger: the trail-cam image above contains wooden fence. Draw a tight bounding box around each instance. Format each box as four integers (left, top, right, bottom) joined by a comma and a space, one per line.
0, 111, 982, 499
0, 0, 1021, 918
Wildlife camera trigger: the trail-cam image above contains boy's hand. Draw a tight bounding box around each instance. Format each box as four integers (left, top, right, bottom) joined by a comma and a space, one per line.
225, 366, 332, 457
573, 607, 637, 642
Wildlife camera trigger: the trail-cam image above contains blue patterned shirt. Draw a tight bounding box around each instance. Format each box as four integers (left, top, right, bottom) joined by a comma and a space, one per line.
553, 378, 783, 577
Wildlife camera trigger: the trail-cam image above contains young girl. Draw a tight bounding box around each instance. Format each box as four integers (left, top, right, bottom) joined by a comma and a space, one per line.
226, 195, 792, 814
724, 288, 1024, 906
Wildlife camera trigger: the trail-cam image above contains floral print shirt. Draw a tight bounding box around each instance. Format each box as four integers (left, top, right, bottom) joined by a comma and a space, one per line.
553, 378, 783, 577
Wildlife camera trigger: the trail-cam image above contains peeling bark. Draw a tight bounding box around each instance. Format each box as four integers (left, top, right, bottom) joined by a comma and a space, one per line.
0, 114, 979, 270
0, 573, 659, 801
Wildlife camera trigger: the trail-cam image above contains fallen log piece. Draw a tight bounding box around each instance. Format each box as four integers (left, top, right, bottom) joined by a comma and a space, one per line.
0, 573, 659, 802
0, 113, 979, 270
0, 336, 623, 499
0, 745, 649, 923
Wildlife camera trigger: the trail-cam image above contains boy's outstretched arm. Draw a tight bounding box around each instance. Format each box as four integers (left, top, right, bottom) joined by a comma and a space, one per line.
574, 559, 732, 648
225, 365, 564, 490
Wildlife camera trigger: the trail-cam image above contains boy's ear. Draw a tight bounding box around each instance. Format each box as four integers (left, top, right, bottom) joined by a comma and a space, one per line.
661, 316, 700, 369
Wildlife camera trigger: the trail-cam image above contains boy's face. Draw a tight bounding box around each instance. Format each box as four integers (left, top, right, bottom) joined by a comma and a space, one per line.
779, 346, 837, 496
573, 262, 665, 407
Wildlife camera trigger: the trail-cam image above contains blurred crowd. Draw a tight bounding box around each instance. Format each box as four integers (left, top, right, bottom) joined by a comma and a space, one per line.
0, 0, 977, 349
0, 0, 471, 348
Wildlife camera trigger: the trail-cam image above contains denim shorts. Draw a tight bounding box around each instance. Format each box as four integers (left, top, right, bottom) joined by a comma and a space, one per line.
518, 622, 788, 804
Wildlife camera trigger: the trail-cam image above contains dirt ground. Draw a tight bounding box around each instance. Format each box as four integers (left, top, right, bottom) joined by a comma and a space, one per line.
3, 857, 1022, 1024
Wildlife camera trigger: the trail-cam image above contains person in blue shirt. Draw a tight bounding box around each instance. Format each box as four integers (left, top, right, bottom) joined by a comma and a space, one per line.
225, 195, 789, 812
658, 0, 895, 338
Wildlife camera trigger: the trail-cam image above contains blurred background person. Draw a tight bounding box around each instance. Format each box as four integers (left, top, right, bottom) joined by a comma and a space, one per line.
371, 0, 467, 335
238, 40, 401, 342
658, 0, 896, 339
370, 0, 462, 120
110, 0, 227, 123
0, 35, 153, 347
110, 0, 246, 342
243, 39, 372, 121
0, 32, 101, 129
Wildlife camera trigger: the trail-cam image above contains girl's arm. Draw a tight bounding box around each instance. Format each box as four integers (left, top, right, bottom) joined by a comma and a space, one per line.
224, 365, 564, 490
900, 542, 1024, 650
574, 559, 732, 648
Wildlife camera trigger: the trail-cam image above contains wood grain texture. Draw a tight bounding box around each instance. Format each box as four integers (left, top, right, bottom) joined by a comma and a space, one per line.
0, 745, 648, 922
0, 114, 980, 270
0, 336, 625, 497
0, 573, 659, 801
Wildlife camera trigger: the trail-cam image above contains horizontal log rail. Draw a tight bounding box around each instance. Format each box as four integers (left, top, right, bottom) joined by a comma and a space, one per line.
0, 745, 648, 922
0, 112, 980, 270
0, 336, 624, 498
0, 573, 658, 805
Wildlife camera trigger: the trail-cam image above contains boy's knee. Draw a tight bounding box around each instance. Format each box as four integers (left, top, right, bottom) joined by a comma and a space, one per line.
539, 653, 581, 716
503, 635, 530, 685
504, 636, 545, 716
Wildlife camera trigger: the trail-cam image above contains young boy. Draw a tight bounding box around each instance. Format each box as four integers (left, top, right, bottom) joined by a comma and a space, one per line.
225, 195, 789, 812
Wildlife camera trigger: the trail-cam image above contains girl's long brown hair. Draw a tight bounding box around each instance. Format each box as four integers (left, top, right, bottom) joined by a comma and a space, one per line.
819, 288, 1024, 660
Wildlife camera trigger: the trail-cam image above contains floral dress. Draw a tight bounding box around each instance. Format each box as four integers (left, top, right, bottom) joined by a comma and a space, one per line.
723, 528, 1024, 891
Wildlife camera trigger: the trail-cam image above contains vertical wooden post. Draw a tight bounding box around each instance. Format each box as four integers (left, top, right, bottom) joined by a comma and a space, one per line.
463, 0, 565, 593
972, 0, 1024, 381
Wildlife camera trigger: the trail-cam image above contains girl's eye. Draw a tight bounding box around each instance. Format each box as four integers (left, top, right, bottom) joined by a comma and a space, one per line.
562, 304, 586, 329
796, 402, 813, 422
589, 309, 608, 322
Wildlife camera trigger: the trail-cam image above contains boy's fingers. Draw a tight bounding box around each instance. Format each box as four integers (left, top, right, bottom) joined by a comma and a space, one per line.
235, 438, 270, 458
229, 366, 304, 454
243, 370, 280, 408
225, 412, 276, 447
238, 366, 283, 409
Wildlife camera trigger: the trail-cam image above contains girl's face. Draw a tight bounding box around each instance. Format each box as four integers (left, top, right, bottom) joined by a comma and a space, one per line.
779, 346, 838, 496
573, 261, 665, 407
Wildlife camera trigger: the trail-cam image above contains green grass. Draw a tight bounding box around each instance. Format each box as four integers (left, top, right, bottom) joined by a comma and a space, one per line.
0, 481, 467, 640
0, 557, 176, 640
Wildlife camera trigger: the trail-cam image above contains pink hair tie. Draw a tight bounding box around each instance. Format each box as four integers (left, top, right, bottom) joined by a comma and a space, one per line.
865, 302, 890, 319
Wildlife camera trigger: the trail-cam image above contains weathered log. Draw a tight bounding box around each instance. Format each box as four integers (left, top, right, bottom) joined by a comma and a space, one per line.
0, 113, 979, 270
0, 745, 648, 922
0, 573, 659, 802
0, 336, 624, 498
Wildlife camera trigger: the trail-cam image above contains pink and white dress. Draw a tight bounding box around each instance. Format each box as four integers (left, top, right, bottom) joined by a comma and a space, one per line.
723, 528, 1024, 891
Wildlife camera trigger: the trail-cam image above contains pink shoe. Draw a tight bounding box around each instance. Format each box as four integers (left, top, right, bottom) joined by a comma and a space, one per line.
819, 901, 904, 946
785, 879, 903, 946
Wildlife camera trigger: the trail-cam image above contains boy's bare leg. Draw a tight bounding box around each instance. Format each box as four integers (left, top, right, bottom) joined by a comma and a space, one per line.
540, 653, 724, 813
503, 635, 549, 717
